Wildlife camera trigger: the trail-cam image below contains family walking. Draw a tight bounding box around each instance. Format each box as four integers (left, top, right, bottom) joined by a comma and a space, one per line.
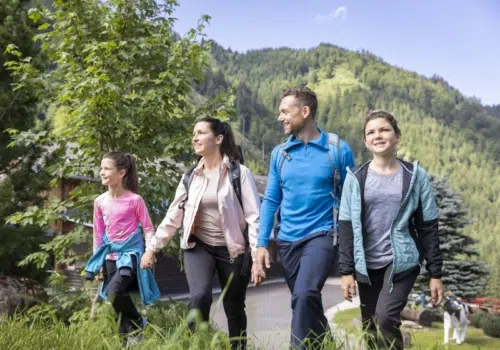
85, 86, 444, 349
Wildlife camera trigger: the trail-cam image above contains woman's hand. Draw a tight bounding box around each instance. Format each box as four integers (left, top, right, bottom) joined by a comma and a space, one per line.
430, 278, 444, 306
341, 275, 357, 302
141, 250, 156, 269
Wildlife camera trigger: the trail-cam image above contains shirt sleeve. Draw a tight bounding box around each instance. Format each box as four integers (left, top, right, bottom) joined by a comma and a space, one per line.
240, 166, 261, 261
257, 147, 282, 248
146, 176, 187, 252
135, 196, 155, 245
93, 197, 105, 252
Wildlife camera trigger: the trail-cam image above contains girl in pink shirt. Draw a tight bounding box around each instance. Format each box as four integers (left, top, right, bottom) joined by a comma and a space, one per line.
85, 151, 159, 344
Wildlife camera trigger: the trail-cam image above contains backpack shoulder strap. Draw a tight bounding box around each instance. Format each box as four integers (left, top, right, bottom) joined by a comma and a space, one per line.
228, 159, 243, 209
327, 133, 342, 194
179, 163, 197, 209
327, 133, 342, 235
327, 133, 340, 159
276, 141, 291, 187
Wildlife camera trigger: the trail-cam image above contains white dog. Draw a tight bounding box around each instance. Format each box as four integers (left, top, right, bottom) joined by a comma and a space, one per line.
443, 296, 469, 345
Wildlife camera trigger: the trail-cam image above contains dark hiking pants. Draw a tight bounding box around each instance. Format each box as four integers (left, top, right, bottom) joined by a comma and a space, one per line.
358, 264, 419, 350
278, 230, 337, 350
183, 237, 252, 350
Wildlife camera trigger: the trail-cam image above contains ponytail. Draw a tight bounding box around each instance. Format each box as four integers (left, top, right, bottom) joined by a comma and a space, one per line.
196, 117, 241, 161
125, 154, 139, 193
103, 151, 139, 193
220, 121, 241, 161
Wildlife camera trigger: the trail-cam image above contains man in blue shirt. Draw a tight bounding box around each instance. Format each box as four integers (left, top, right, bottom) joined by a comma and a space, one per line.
253, 87, 355, 349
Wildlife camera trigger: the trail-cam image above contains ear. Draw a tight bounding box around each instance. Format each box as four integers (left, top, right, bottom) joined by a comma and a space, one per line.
118, 169, 127, 179
395, 134, 401, 144
216, 134, 223, 145
302, 105, 311, 119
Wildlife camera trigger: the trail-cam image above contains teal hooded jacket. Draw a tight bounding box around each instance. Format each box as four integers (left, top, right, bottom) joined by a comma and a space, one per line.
84, 226, 160, 305
338, 159, 443, 288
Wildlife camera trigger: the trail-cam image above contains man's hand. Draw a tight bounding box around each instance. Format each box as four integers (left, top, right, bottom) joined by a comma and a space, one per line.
251, 263, 266, 287
341, 275, 357, 302
253, 247, 271, 286
256, 247, 271, 268
430, 278, 444, 306
141, 250, 156, 269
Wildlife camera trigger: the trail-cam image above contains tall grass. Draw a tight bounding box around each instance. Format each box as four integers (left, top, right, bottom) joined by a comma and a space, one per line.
0, 310, 358, 350
0, 273, 361, 349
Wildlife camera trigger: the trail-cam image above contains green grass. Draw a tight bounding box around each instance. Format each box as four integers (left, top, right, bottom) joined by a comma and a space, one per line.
333, 308, 500, 349
0, 299, 347, 350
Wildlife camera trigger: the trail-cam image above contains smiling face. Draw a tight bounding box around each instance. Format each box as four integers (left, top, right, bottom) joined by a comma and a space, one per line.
278, 95, 310, 135
192, 121, 222, 157
364, 117, 400, 156
100, 158, 126, 187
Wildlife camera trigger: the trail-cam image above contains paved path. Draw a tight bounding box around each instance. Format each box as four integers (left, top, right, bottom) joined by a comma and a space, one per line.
325, 296, 364, 350
210, 278, 345, 350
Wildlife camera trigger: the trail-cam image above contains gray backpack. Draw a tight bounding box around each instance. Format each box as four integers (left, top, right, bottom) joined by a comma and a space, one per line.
274, 133, 343, 235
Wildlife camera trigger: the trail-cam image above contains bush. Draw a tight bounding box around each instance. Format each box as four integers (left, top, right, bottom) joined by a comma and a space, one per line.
483, 315, 500, 338
469, 311, 492, 329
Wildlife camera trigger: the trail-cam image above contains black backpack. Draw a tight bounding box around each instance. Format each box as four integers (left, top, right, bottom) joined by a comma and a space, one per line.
179, 158, 250, 275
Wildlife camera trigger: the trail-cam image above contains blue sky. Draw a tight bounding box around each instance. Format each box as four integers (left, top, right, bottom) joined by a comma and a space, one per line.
172, 0, 500, 106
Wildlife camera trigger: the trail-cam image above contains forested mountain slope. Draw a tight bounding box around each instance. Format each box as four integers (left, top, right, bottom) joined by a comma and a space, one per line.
197, 42, 500, 296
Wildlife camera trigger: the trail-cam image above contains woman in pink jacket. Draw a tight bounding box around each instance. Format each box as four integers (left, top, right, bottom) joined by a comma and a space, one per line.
141, 117, 261, 349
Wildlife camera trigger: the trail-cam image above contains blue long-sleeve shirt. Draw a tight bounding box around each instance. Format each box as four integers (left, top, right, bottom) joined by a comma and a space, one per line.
257, 128, 355, 247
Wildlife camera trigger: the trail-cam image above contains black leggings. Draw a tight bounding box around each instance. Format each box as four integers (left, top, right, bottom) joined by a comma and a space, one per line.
358, 264, 419, 350
104, 256, 142, 335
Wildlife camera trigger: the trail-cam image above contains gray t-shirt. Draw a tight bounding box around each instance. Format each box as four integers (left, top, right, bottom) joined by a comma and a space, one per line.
363, 167, 403, 269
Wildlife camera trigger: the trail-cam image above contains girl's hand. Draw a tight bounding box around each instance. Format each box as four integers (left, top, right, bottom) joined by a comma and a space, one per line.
97, 267, 104, 281
141, 250, 156, 269
341, 275, 357, 302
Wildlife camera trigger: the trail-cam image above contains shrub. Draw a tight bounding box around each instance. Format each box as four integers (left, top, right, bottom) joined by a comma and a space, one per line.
483, 315, 500, 338
469, 311, 492, 329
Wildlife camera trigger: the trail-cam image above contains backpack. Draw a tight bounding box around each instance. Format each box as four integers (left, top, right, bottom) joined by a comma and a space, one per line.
274, 133, 343, 236
179, 158, 250, 275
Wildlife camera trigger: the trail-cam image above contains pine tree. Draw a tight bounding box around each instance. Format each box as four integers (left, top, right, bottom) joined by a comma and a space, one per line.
414, 175, 488, 298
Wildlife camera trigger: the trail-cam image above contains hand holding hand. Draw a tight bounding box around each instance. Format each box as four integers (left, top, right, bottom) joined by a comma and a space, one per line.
140, 250, 156, 269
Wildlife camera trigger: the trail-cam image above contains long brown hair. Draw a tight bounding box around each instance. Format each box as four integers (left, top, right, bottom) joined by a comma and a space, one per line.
196, 117, 242, 160
102, 151, 139, 193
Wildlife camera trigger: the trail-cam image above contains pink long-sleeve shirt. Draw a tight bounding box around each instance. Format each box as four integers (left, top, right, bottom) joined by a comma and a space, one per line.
93, 191, 155, 260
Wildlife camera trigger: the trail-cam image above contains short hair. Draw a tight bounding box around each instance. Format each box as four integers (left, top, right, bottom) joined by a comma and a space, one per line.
363, 110, 401, 138
281, 87, 318, 119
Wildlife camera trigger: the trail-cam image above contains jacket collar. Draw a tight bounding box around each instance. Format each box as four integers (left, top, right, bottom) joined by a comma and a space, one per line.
282, 127, 329, 151
193, 154, 231, 175
349, 158, 418, 202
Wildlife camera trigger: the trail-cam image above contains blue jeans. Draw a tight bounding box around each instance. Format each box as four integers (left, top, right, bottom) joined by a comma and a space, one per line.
278, 230, 337, 349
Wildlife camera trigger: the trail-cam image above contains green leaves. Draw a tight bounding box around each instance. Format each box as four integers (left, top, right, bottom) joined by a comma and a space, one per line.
3, 0, 236, 270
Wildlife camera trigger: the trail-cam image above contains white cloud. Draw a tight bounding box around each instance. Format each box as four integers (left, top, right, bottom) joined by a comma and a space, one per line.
313, 6, 347, 24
